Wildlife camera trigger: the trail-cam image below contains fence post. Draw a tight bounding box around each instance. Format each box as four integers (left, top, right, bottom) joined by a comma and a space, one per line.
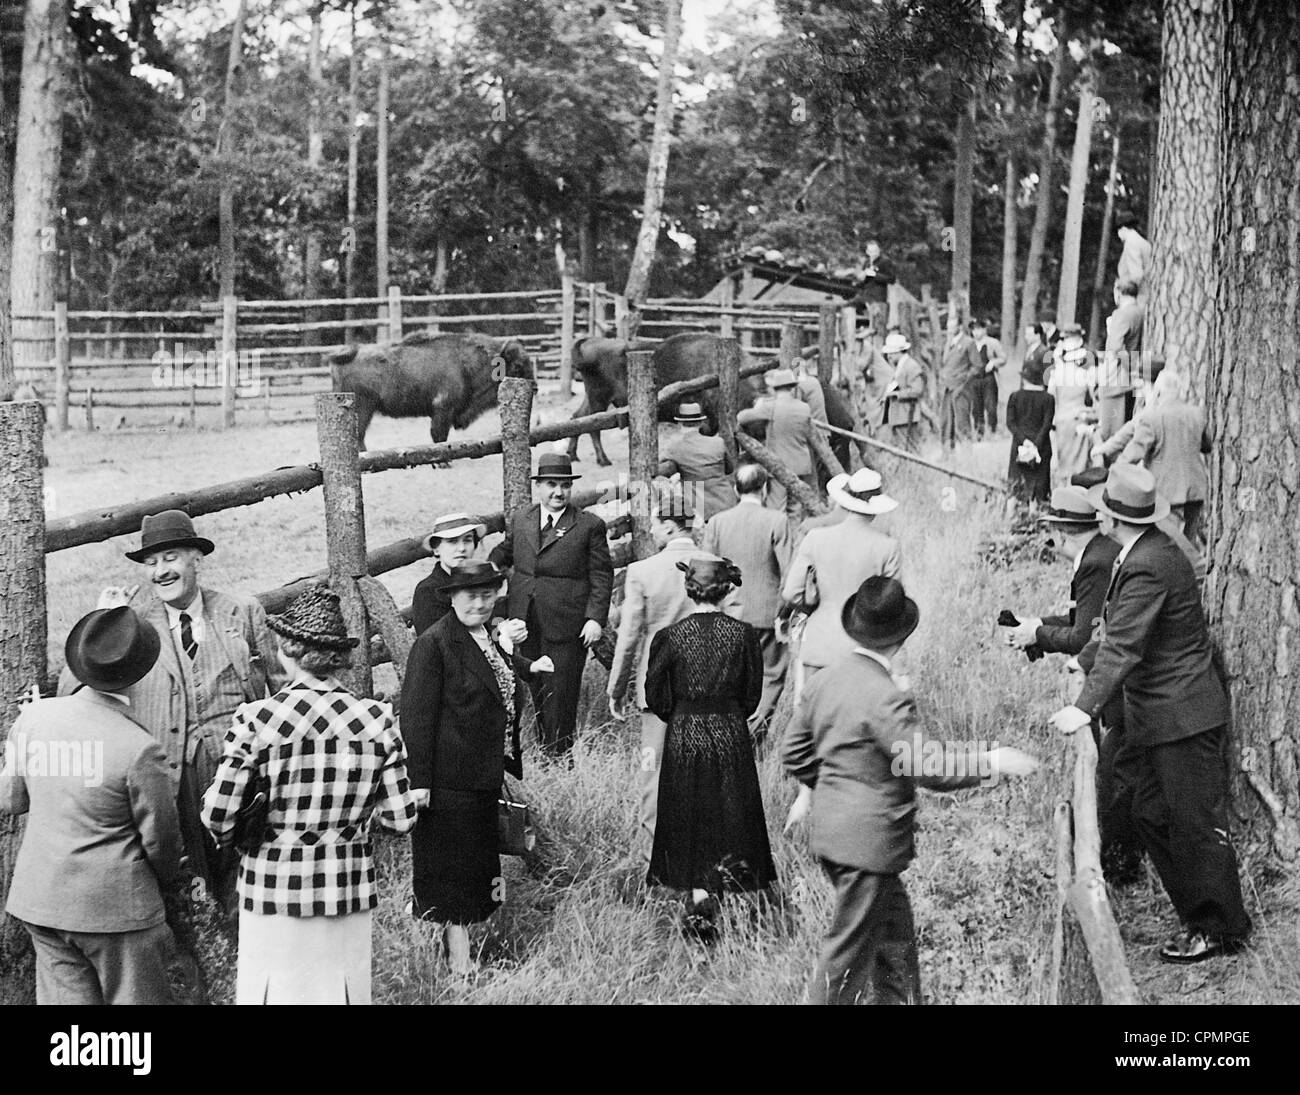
0, 400, 47, 966
559, 274, 576, 398
499, 376, 535, 522
387, 285, 403, 343
712, 337, 741, 468
315, 392, 372, 697
719, 273, 735, 339
588, 282, 604, 337
84, 386, 94, 431
614, 294, 630, 342
817, 302, 837, 383
779, 321, 801, 370
53, 302, 70, 432
627, 348, 659, 560
221, 294, 238, 429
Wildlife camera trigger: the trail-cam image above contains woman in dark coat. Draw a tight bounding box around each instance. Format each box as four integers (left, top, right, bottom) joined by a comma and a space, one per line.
400, 561, 548, 976
1005, 354, 1055, 504
645, 556, 775, 938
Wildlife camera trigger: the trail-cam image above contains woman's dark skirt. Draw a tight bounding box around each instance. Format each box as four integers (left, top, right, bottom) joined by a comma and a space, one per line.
411, 787, 500, 925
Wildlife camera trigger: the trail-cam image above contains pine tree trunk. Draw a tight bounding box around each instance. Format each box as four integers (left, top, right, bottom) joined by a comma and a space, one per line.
951, 94, 976, 314
1056, 62, 1096, 327
344, 2, 359, 327
579, 182, 598, 283
11, 0, 68, 372
302, 2, 324, 344
432, 237, 448, 293
1088, 132, 1120, 346
1016, 31, 1067, 337
375, 28, 390, 297
216, 0, 249, 300
1206, 0, 1300, 859
1000, 0, 1025, 355
624, 0, 683, 305
1146, 0, 1223, 395
0, 23, 14, 393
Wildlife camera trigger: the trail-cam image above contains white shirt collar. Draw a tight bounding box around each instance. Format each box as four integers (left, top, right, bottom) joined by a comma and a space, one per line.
1115, 528, 1148, 569
666, 536, 695, 548
854, 647, 892, 673
163, 589, 204, 632
96, 690, 131, 705
540, 505, 567, 531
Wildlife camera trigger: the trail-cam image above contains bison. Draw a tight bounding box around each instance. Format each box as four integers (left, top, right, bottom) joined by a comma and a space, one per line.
328, 331, 534, 450
566, 332, 851, 472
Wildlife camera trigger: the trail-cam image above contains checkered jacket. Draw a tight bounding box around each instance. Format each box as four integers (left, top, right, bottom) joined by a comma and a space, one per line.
201, 678, 419, 917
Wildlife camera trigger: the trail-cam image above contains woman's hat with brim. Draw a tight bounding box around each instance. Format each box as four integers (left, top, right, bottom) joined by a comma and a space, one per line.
269, 584, 360, 650
1038, 485, 1100, 526
125, 509, 215, 563
842, 576, 919, 650
531, 452, 581, 480
442, 560, 507, 593
675, 553, 742, 588
65, 606, 162, 692
827, 468, 898, 515
421, 512, 488, 554
1086, 464, 1171, 525
673, 401, 708, 424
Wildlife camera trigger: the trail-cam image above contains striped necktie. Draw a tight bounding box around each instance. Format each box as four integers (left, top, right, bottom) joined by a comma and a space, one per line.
179, 611, 198, 660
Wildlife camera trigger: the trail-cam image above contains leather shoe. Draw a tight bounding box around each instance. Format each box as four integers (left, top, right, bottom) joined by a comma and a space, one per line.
1159, 931, 1247, 965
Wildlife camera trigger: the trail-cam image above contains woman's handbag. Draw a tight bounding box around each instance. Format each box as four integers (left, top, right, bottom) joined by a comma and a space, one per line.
498, 780, 536, 857
232, 749, 271, 854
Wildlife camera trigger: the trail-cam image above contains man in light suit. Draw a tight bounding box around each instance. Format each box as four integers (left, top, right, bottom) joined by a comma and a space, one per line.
491, 451, 614, 756
737, 368, 816, 518
2, 607, 182, 1004
701, 463, 793, 735
1050, 465, 1251, 964
608, 489, 698, 863
1097, 279, 1145, 440
65, 510, 280, 919
657, 402, 736, 523
784, 577, 1037, 1004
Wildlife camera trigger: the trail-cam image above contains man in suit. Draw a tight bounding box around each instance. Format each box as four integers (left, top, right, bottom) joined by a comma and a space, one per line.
737, 368, 816, 518
67, 510, 281, 919
657, 402, 736, 524
608, 489, 698, 863
1115, 211, 1153, 298
853, 239, 894, 309
1004, 486, 1142, 883
784, 577, 1038, 1004
1097, 279, 1145, 441
968, 317, 1006, 440
701, 463, 793, 736
2, 606, 182, 1004
876, 332, 925, 451
491, 452, 614, 756
938, 319, 983, 448
1049, 465, 1251, 964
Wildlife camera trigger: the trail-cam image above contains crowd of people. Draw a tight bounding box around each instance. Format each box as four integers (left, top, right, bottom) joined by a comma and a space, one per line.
0, 221, 1250, 1006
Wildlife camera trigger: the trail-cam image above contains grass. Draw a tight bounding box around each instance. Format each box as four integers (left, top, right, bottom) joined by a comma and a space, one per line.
8, 392, 1298, 1005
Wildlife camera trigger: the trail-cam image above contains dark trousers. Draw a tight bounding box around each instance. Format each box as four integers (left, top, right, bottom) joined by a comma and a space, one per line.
807, 861, 921, 1005
1092, 717, 1143, 879
971, 372, 999, 436
938, 384, 975, 447
1126, 725, 1251, 940
1171, 500, 1205, 545
525, 638, 588, 755
177, 756, 238, 914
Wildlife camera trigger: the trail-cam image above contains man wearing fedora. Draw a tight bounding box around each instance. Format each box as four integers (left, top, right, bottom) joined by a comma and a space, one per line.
65, 509, 282, 917
1004, 486, 1142, 882
657, 401, 736, 524
491, 452, 613, 756
784, 576, 1038, 1004
968, 318, 1006, 440
608, 486, 700, 863
1049, 464, 1251, 963
701, 463, 794, 738
938, 317, 984, 448
737, 368, 817, 517
2, 607, 182, 1004
876, 332, 925, 451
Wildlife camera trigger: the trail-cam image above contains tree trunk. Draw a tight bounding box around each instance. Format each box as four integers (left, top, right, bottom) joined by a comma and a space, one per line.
1016, 30, 1067, 338
375, 26, 390, 297
999, 0, 1025, 353
11, 0, 69, 372
344, 2, 359, 327
302, 2, 324, 343
1056, 61, 1096, 328
1146, 0, 1223, 395
579, 184, 598, 282
951, 94, 976, 310
0, 25, 14, 393
1206, 0, 1300, 860
432, 237, 448, 294
216, 0, 249, 300
1087, 131, 1121, 347
623, 0, 683, 305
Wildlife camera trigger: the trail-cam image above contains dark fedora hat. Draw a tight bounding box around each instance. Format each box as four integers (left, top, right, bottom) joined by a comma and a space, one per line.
65, 606, 161, 692
269, 584, 359, 650
125, 509, 215, 563
674, 401, 707, 423
442, 560, 507, 592
531, 452, 581, 480
1070, 466, 1109, 490
841, 575, 919, 650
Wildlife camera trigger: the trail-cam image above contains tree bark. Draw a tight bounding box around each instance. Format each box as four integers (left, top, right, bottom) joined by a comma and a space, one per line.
11, 0, 69, 372
1016, 30, 1067, 339
627, 349, 659, 560
216, 0, 249, 300
951, 94, 976, 309
1000, 0, 1025, 353
344, 2, 360, 329
302, 2, 325, 344
623, 0, 683, 305
1206, 0, 1300, 860
1146, 0, 1223, 395
375, 26, 390, 297
432, 237, 448, 294
498, 376, 534, 523
0, 25, 15, 392
1056, 60, 1096, 328
1088, 132, 1121, 346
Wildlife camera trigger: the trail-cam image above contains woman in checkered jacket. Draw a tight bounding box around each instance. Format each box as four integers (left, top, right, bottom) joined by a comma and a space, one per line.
202, 585, 420, 1005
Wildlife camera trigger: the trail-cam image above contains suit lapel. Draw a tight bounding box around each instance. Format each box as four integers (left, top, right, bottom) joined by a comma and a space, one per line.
139, 594, 182, 686
537, 505, 575, 555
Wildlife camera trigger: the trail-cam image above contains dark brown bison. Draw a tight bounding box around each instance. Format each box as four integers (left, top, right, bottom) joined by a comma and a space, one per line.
566, 332, 852, 471
328, 331, 534, 450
